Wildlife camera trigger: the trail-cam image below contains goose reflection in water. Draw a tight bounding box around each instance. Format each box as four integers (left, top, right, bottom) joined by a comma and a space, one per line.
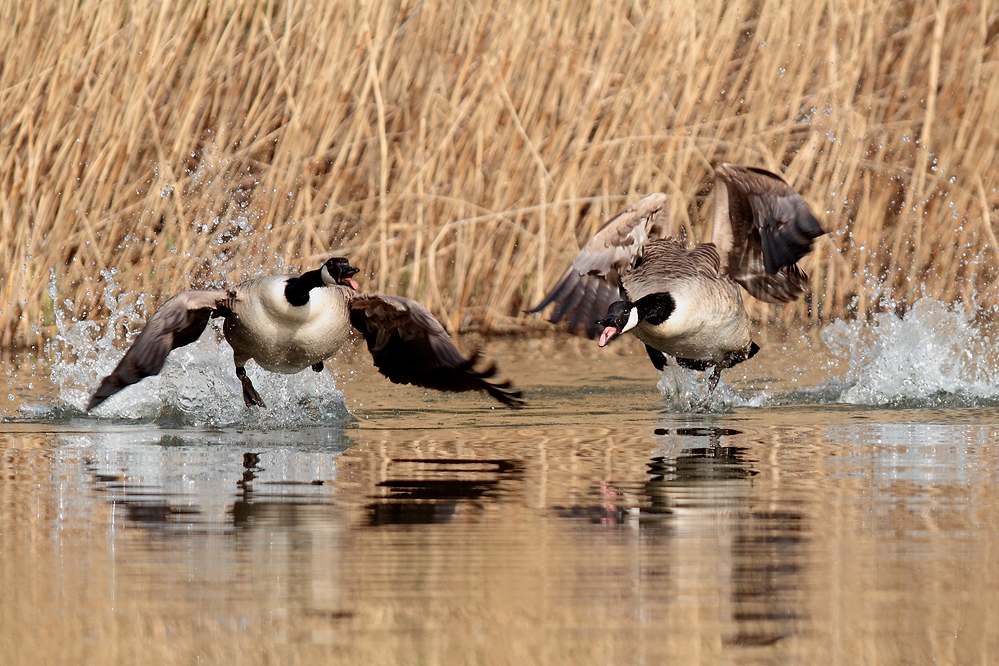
652, 425, 807, 648
230, 450, 333, 529
86, 452, 204, 528
555, 425, 807, 648
365, 458, 523, 526
644, 426, 756, 517
551, 426, 753, 525
80, 430, 347, 533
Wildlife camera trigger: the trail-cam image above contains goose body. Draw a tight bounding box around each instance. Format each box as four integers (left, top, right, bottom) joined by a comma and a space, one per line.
87, 258, 523, 411
222, 276, 353, 373
621, 239, 752, 364
530, 163, 825, 389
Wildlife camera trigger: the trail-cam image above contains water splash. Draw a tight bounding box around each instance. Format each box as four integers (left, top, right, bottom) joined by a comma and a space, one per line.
40, 275, 999, 420
45, 275, 350, 428
651, 298, 999, 410
820, 298, 999, 408
654, 359, 745, 413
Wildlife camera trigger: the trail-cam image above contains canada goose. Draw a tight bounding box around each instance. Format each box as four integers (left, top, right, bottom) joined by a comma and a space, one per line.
529, 163, 825, 390
87, 257, 524, 410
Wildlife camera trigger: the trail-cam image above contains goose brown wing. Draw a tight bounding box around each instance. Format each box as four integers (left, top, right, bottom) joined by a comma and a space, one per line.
87, 290, 230, 411
528, 192, 670, 338
711, 163, 825, 303
349, 295, 524, 407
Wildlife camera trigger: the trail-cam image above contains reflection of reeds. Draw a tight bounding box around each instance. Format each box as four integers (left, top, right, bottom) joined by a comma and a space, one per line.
3, 0, 999, 350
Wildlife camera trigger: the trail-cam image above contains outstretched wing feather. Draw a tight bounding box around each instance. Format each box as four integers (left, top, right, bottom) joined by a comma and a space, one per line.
551, 273, 623, 337
712, 163, 824, 303
350, 295, 525, 407
528, 193, 670, 338
734, 263, 811, 303
87, 290, 228, 411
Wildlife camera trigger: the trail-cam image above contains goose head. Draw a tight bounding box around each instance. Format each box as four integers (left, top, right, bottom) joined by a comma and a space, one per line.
322, 257, 361, 290
596, 293, 676, 347
597, 300, 639, 347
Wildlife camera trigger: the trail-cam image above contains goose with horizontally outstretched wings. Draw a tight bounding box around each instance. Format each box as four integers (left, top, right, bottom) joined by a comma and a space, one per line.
529, 163, 825, 390
87, 258, 524, 411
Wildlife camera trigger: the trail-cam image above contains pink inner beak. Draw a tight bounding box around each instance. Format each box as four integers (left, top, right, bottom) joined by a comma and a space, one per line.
346, 277, 360, 290
598, 326, 618, 347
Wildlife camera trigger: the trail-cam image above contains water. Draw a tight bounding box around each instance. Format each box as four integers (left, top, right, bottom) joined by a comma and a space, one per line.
3, 298, 999, 664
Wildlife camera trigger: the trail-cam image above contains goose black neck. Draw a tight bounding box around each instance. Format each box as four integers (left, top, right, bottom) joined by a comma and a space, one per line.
284, 269, 325, 306
635, 292, 676, 325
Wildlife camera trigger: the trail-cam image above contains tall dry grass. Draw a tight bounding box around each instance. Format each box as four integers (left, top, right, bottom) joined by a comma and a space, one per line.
2, 0, 999, 351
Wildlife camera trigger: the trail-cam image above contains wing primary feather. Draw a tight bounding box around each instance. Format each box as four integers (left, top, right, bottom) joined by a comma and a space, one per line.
754, 196, 824, 274
759, 223, 783, 275
548, 273, 586, 323
527, 268, 577, 315
551, 275, 593, 330
565, 278, 596, 338
588, 280, 619, 339
714, 163, 825, 299
350, 295, 525, 407
575, 278, 604, 339
528, 193, 667, 336
87, 290, 224, 411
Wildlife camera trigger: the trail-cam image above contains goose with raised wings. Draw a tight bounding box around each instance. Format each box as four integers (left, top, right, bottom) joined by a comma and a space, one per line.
529, 164, 825, 390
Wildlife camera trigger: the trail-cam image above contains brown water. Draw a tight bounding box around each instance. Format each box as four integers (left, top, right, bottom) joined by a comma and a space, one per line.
3, 330, 999, 665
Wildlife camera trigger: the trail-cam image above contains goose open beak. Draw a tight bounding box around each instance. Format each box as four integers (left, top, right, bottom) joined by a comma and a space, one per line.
343, 266, 361, 290
598, 326, 618, 347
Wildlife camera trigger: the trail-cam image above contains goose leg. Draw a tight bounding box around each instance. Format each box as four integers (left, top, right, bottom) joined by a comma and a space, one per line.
644, 345, 669, 372
235, 365, 266, 408
707, 365, 722, 392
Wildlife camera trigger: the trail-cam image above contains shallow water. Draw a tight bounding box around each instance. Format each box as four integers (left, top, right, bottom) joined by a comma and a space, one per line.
3, 302, 999, 664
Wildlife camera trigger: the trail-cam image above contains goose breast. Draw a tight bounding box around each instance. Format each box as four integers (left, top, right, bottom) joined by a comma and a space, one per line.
224, 276, 353, 373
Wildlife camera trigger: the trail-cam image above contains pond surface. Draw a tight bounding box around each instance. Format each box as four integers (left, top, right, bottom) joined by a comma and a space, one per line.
3, 302, 999, 665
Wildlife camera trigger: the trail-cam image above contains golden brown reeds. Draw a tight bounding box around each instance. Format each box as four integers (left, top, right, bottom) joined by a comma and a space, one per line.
2, 0, 999, 351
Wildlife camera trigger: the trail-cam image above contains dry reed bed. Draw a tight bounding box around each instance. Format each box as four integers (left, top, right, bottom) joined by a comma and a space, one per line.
2, 0, 999, 350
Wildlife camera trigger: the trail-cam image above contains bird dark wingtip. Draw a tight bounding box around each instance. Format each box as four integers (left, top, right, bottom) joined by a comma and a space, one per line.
526, 287, 561, 315
464, 355, 526, 408
85, 391, 108, 412
524, 302, 547, 315
471, 360, 499, 381
499, 390, 527, 408
86, 374, 126, 413
487, 382, 526, 408
527, 270, 581, 317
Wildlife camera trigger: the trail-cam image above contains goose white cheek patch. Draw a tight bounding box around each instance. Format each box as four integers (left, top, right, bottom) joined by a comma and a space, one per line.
321, 265, 336, 285
621, 307, 639, 333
